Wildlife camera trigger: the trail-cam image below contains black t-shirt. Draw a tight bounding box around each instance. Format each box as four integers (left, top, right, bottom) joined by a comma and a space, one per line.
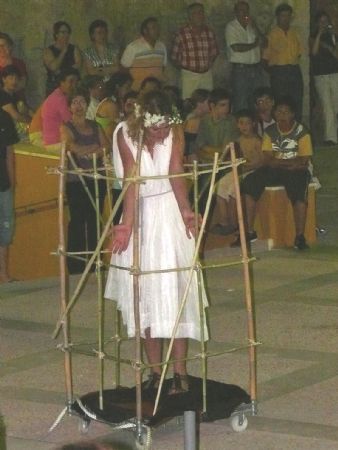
311, 31, 338, 76
0, 89, 18, 108
0, 110, 19, 191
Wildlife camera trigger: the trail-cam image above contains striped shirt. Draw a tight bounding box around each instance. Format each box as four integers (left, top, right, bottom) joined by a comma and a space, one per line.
171, 24, 219, 73
121, 37, 167, 88
83, 43, 119, 68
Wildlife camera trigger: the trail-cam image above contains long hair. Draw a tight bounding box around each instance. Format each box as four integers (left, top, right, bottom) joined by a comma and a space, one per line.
127, 90, 172, 142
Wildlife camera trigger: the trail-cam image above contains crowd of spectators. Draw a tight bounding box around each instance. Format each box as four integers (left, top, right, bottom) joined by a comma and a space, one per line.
0, 1, 336, 281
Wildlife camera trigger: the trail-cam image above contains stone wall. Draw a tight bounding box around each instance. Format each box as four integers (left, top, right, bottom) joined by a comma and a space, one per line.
0, 0, 310, 119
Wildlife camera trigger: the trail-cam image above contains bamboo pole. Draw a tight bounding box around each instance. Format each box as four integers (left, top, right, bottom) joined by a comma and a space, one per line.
153, 154, 220, 416
132, 129, 144, 440
193, 160, 207, 414
229, 143, 257, 406
103, 148, 113, 215
58, 143, 73, 409
104, 147, 122, 389
52, 175, 133, 339
93, 155, 105, 410
67, 152, 104, 227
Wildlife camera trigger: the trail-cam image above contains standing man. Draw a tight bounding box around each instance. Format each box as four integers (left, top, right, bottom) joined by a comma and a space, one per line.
171, 2, 219, 99
121, 17, 167, 90
263, 3, 303, 120
225, 1, 266, 113
0, 110, 18, 283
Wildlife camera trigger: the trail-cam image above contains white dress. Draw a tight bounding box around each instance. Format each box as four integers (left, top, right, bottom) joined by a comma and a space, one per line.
104, 122, 209, 341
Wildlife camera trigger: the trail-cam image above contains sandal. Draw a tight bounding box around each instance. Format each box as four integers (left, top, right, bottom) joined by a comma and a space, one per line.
168, 373, 190, 395
144, 372, 161, 390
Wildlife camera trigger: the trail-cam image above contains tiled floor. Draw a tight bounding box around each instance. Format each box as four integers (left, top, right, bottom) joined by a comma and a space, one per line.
1, 148, 338, 450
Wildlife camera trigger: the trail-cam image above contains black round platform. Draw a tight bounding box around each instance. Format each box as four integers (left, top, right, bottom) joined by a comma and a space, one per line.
72, 376, 250, 427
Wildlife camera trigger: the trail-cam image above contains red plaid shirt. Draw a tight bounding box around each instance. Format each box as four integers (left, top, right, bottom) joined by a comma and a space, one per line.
171, 24, 219, 73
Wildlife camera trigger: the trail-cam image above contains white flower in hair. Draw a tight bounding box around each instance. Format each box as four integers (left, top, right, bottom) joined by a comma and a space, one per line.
143, 111, 166, 128
168, 106, 183, 125
134, 103, 142, 118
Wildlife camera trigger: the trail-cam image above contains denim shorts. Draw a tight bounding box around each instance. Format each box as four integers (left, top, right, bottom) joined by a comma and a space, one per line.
0, 188, 14, 246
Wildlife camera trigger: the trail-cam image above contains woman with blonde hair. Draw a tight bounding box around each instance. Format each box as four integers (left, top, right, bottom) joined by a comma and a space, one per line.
105, 90, 209, 394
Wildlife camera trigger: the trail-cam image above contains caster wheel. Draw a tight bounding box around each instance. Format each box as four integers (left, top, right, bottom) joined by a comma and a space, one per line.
230, 414, 248, 432
135, 425, 152, 450
78, 417, 90, 434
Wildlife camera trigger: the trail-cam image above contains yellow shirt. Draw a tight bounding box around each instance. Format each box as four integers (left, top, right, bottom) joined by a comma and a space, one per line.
263, 26, 302, 66
262, 122, 312, 160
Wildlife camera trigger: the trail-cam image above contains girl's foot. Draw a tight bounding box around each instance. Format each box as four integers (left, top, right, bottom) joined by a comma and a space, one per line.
168, 373, 190, 395
144, 372, 161, 390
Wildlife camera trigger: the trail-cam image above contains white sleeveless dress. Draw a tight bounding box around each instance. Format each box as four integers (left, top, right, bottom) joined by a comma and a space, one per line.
104, 122, 208, 341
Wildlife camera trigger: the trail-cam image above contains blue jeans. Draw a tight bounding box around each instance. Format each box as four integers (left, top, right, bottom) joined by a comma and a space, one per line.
0, 188, 14, 247
231, 63, 267, 113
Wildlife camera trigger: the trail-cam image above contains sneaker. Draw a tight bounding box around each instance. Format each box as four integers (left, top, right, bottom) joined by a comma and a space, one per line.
247, 230, 258, 242
294, 234, 309, 250
230, 230, 257, 247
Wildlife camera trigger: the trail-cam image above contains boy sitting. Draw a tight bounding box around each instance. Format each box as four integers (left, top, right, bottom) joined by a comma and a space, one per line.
240, 96, 312, 250
194, 88, 238, 232
216, 109, 264, 238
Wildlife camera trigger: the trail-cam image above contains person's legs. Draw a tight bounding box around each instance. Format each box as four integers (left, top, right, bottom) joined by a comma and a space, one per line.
143, 328, 162, 375
0, 189, 14, 282
66, 182, 87, 274
283, 169, 310, 249
231, 66, 250, 113
293, 201, 307, 236
315, 74, 337, 143
244, 194, 257, 232
181, 69, 213, 100
172, 338, 188, 375
0, 247, 9, 282
329, 73, 338, 143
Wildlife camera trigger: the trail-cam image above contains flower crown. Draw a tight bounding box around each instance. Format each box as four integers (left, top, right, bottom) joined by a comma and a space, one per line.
134, 103, 183, 127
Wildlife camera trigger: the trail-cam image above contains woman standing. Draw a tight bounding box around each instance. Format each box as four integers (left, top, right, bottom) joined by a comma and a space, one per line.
104, 90, 208, 393
83, 20, 120, 80
43, 21, 82, 96
310, 10, 338, 146
60, 89, 108, 274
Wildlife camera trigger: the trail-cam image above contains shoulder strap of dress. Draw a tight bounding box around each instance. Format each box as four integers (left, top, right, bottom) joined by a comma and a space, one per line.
64, 121, 79, 138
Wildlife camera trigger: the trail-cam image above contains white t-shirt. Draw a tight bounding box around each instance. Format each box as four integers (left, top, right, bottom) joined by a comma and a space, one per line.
225, 19, 260, 64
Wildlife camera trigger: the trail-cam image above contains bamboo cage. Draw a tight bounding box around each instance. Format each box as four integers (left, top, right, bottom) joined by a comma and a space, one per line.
50, 140, 259, 443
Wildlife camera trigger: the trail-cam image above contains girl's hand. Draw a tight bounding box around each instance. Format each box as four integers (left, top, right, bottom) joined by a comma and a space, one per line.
108, 224, 132, 254
182, 209, 202, 238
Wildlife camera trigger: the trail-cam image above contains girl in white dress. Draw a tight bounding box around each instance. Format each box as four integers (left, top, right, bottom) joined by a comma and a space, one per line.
104, 90, 208, 393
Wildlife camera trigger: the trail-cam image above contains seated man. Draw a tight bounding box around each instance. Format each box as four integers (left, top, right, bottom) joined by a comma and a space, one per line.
194, 88, 238, 229
253, 86, 275, 137
240, 96, 312, 250
41, 67, 79, 148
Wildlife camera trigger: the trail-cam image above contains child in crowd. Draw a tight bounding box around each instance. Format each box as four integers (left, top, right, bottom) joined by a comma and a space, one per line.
253, 87, 275, 137
0, 65, 32, 138
194, 88, 238, 227
139, 76, 161, 96
82, 75, 106, 120
163, 84, 184, 115
121, 90, 138, 118
214, 110, 263, 236
0, 110, 19, 283
183, 88, 210, 162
